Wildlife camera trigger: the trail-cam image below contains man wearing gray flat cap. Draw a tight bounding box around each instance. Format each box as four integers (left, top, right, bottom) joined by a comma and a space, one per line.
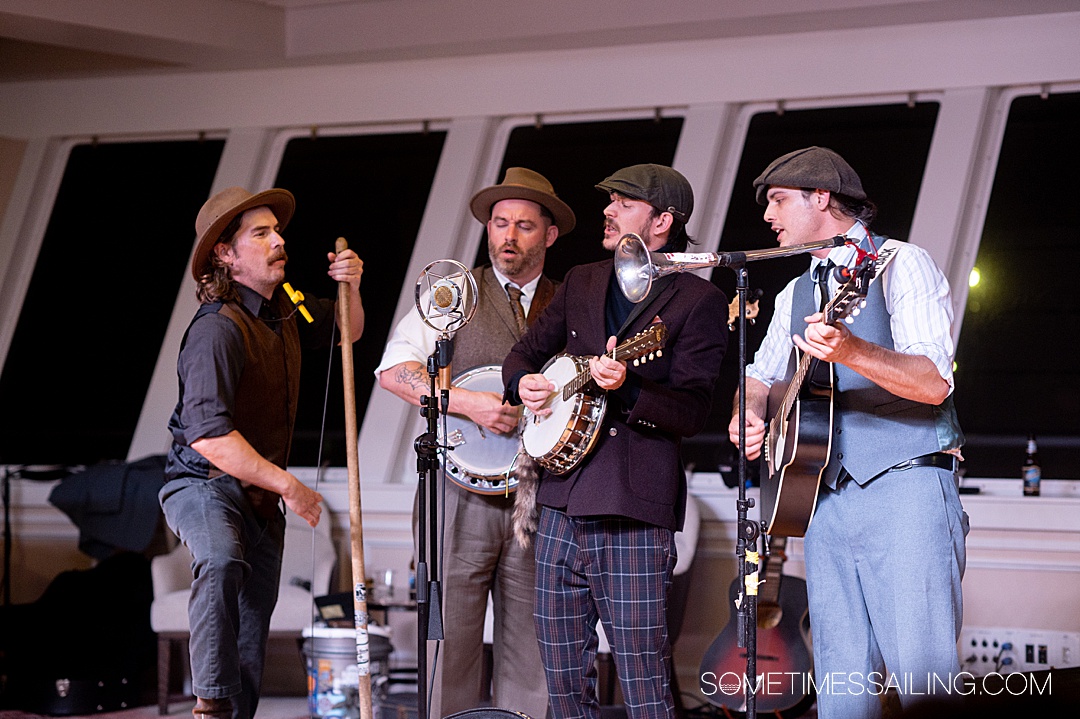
731, 147, 967, 719
504, 164, 728, 719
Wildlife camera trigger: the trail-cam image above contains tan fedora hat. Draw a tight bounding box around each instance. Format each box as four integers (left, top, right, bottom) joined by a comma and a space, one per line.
191, 186, 296, 280
469, 167, 576, 235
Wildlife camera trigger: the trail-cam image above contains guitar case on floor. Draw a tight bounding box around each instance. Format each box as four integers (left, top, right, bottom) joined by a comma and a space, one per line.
0, 551, 155, 715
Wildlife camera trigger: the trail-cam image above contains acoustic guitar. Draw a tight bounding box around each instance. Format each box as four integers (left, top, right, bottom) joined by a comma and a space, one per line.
698, 534, 815, 717
759, 257, 875, 537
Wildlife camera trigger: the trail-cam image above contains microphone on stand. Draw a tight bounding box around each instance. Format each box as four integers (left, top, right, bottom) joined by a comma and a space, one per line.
414, 259, 478, 332
430, 278, 463, 315
414, 260, 478, 390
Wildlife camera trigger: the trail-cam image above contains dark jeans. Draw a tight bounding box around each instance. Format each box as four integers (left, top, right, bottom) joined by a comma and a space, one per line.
160, 475, 285, 719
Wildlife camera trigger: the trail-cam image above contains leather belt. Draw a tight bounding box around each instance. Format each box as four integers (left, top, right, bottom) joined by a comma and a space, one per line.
835, 452, 958, 485
889, 452, 958, 473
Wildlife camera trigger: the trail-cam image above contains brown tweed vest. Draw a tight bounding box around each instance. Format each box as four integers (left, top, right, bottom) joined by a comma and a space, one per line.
450, 265, 557, 373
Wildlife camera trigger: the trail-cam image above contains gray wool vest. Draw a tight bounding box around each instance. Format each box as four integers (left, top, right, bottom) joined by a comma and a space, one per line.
791, 245, 963, 487
451, 265, 557, 374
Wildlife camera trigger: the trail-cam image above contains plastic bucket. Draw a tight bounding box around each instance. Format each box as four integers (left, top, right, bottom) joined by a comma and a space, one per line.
302, 625, 393, 719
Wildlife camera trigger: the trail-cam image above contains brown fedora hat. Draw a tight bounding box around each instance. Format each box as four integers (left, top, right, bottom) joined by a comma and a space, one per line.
191, 186, 296, 280
469, 167, 576, 235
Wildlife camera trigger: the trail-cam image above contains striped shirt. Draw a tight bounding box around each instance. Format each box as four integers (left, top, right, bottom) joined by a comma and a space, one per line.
747, 222, 957, 390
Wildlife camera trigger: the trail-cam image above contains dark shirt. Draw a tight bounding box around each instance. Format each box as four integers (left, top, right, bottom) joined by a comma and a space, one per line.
165, 284, 335, 480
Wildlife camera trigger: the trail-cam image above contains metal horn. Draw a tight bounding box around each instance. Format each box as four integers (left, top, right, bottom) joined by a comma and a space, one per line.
614, 233, 721, 303
614, 232, 852, 303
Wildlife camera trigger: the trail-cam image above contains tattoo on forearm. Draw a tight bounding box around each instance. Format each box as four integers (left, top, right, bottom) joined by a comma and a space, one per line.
394, 365, 427, 392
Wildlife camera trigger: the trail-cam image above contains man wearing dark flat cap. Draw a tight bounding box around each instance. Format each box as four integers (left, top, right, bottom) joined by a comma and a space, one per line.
503, 164, 728, 719
161, 186, 364, 719
376, 167, 574, 719
730, 147, 967, 719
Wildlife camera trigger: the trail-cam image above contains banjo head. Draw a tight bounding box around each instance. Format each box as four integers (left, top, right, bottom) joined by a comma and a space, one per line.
440, 365, 522, 494
522, 354, 607, 474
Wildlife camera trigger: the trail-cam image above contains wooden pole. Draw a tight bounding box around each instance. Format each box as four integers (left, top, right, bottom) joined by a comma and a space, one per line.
335, 237, 373, 719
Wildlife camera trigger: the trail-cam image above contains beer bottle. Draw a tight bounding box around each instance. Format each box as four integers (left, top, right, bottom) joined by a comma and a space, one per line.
1022, 434, 1041, 496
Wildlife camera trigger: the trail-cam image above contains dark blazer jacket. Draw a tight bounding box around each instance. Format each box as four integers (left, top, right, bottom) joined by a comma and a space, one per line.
502, 259, 728, 531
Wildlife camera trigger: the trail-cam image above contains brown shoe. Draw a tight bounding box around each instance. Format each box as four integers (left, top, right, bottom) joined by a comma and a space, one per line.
193, 696, 234, 719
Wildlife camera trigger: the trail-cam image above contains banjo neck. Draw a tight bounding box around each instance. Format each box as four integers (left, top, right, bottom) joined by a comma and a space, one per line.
560, 323, 669, 400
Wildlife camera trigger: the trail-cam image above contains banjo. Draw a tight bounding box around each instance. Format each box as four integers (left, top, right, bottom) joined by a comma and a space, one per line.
521, 323, 668, 474
440, 365, 523, 495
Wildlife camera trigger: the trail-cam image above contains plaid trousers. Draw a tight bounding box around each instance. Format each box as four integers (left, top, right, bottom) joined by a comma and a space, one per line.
534, 506, 677, 719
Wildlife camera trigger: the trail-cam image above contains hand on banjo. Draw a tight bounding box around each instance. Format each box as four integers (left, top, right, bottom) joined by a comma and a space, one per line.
589, 336, 626, 391
457, 389, 520, 435
519, 373, 557, 416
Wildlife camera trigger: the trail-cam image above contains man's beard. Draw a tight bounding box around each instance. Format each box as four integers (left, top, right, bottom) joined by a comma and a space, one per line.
604, 219, 653, 251
489, 239, 544, 279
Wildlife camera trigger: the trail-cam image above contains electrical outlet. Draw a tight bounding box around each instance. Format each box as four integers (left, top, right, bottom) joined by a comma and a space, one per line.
958, 626, 1080, 676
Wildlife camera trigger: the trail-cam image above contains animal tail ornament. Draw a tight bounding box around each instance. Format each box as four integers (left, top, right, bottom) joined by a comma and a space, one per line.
512, 447, 541, 549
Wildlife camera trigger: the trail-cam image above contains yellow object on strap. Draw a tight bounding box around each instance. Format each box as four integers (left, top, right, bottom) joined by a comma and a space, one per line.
282, 282, 314, 323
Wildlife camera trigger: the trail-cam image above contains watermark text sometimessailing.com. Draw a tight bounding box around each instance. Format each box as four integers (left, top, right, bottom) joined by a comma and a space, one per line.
700, 670, 1053, 699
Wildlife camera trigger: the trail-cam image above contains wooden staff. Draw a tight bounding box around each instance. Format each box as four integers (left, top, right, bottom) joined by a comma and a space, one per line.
335, 237, 373, 719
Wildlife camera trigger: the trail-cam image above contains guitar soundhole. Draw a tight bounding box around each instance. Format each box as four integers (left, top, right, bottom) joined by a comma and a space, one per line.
758, 602, 783, 630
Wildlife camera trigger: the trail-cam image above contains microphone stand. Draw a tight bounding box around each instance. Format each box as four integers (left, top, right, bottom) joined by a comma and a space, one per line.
413, 335, 451, 719
724, 236, 846, 719
730, 261, 763, 719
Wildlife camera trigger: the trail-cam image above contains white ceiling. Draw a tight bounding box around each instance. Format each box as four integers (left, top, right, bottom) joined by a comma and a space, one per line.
1, 0, 1078, 83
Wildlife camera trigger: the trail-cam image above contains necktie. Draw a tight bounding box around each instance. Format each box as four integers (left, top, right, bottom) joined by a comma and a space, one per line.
506, 283, 527, 334
815, 260, 835, 312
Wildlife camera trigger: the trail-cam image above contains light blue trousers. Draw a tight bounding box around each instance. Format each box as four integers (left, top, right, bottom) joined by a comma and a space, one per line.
804, 466, 968, 719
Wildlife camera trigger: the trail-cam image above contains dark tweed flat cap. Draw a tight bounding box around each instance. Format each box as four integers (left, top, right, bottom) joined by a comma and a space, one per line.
753, 146, 866, 205
596, 164, 693, 223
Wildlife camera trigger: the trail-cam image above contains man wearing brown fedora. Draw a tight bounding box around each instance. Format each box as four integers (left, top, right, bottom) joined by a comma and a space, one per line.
376, 167, 574, 719
160, 186, 364, 719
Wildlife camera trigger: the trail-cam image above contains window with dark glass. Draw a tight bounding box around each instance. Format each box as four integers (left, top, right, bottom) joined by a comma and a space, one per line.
271, 130, 446, 467
953, 91, 1080, 479
695, 102, 941, 481
472, 117, 684, 281
0, 138, 225, 466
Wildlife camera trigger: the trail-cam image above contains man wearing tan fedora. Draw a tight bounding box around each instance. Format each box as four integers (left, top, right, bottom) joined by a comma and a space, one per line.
376, 167, 575, 719
160, 186, 364, 719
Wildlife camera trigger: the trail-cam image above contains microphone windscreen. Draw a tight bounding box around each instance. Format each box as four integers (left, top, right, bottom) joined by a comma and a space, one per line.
433, 284, 455, 309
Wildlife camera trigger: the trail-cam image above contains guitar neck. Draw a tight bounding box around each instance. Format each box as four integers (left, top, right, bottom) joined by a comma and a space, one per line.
759, 535, 788, 604
563, 367, 592, 401
769, 351, 814, 436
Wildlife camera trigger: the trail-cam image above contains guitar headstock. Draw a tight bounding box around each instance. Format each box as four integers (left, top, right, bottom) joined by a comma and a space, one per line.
615, 322, 669, 367
823, 257, 876, 326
